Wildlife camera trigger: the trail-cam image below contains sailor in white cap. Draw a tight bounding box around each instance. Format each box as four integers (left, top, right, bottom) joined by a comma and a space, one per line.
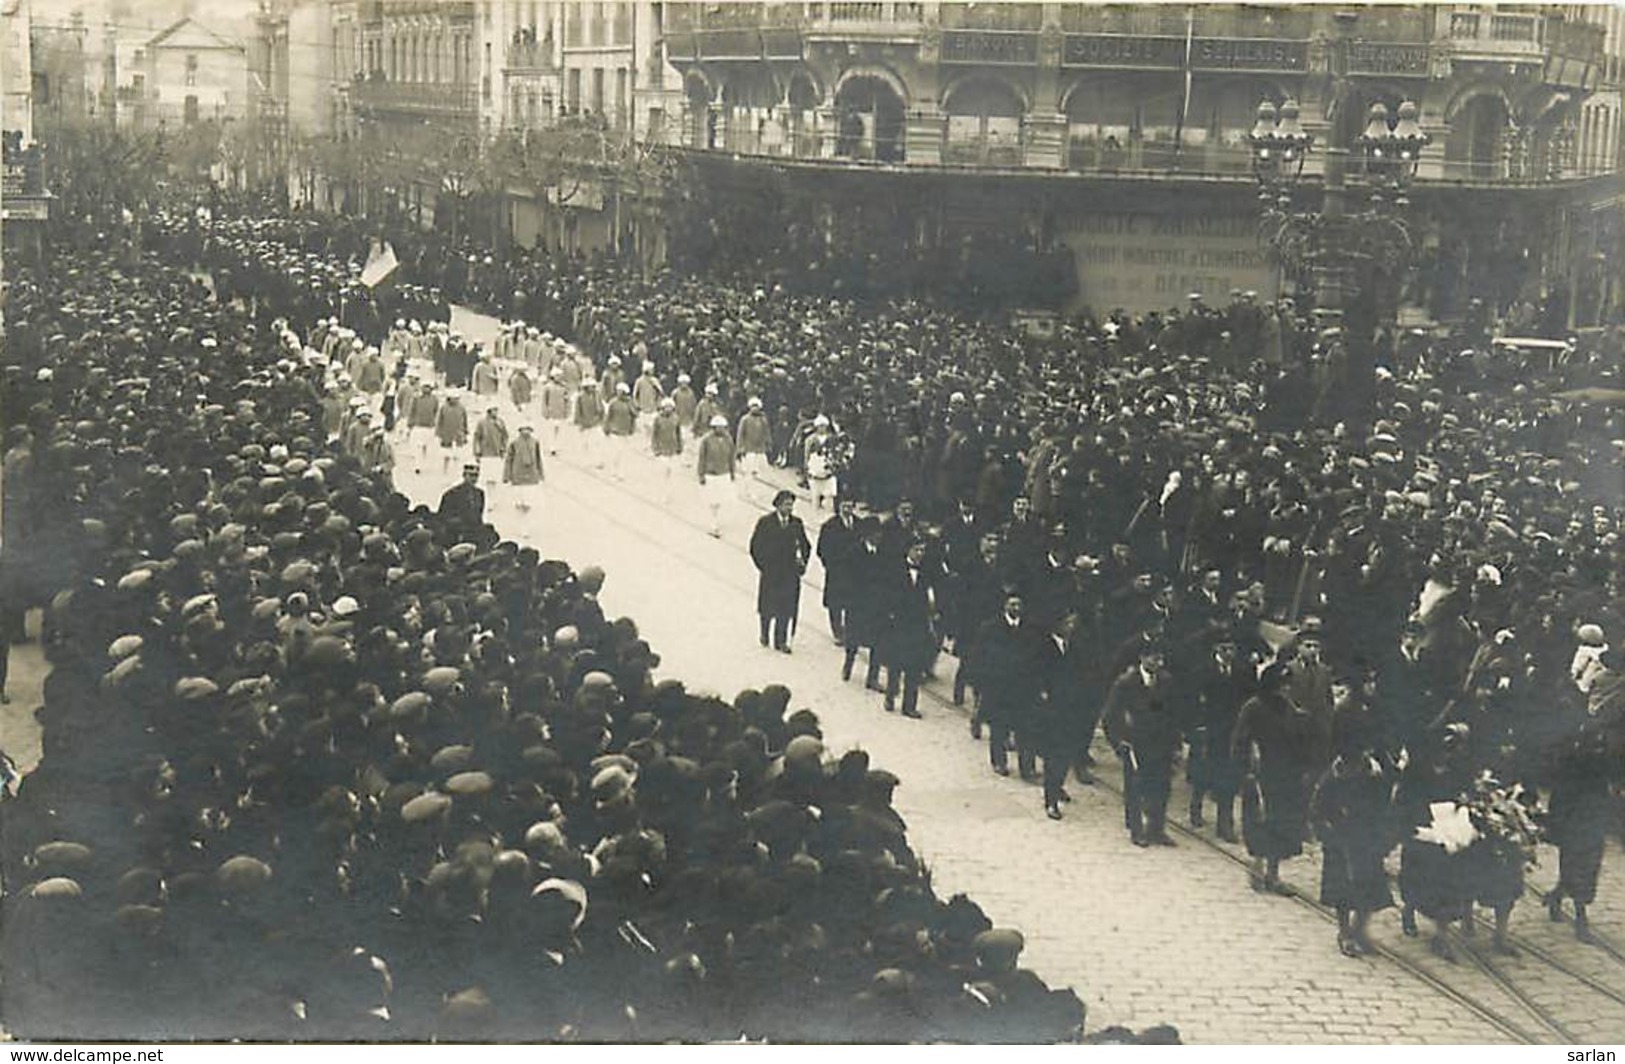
436, 391, 470, 474
632, 360, 664, 415
672, 372, 698, 425
538, 367, 572, 455
696, 414, 737, 538
650, 396, 684, 504
736, 397, 772, 503
573, 376, 605, 468
603, 382, 638, 479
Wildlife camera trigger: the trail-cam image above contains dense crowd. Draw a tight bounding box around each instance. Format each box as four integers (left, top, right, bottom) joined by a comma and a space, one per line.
2, 176, 1621, 1046
151, 198, 1625, 962
0, 207, 1107, 1042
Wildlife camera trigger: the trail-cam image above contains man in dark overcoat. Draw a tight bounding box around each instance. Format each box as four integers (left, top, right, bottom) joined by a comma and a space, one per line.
881, 538, 936, 719
972, 589, 1047, 780
749, 489, 811, 652
1103, 641, 1181, 847
954, 530, 1013, 721
1184, 631, 1255, 842
840, 520, 889, 690
1033, 608, 1105, 819
438, 463, 486, 540
816, 496, 864, 644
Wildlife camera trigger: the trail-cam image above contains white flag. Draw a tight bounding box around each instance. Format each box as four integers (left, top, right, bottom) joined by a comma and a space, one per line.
361, 241, 399, 288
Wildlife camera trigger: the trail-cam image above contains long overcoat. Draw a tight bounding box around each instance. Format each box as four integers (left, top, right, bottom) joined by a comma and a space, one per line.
749, 513, 811, 621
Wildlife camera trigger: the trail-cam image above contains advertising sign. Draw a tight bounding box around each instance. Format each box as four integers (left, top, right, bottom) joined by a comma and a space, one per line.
1058, 210, 1278, 313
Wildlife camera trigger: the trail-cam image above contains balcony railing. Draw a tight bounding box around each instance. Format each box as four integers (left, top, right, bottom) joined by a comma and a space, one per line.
1490, 14, 1537, 42
353, 78, 478, 115
1065, 135, 1254, 175
799, 1, 923, 37
665, 27, 804, 62
829, 2, 885, 21
943, 132, 1024, 167
1446, 9, 1544, 57
669, 107, 1610, 188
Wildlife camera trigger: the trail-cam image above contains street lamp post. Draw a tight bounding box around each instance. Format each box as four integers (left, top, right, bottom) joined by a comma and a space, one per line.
1248, 19, 1429, 428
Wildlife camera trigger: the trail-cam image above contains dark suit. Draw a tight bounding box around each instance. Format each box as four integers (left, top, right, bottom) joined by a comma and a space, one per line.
878, 514, 919, 563
749, 512, 811, 649
1035, 631, 1103, 808
973, 614, 1046, 776
1103, 665, 1181, 842
1025, 552, 1078, 633
1187, 655, 1256, 834
941, 512, 984, 575
1380, 646, 1450, 754
953, 550, 1014, 707
841, 539, 890, 687
817, 513, 866, 641
939, 512, 984, 644
883, 563, 936, 717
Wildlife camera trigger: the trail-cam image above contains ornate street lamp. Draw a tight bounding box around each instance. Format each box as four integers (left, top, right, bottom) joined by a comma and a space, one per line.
1248, 83, 1430, 426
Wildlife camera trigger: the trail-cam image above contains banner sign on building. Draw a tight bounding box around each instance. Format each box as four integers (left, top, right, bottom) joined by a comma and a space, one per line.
1058, 210, 1278, 314
1062, 34, 1307, 71
1062, 34, 1184, 69
940, 30, 1039, 65
1188, 37, 1307, 72
1348, 42, 1431, 76
0, 198, 48, 221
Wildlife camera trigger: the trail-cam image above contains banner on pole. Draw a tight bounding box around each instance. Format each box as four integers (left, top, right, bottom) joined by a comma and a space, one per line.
361, 241, 399, 288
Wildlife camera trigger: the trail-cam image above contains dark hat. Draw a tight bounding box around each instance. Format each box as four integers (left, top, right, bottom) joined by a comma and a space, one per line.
865, 768, 901, 794
972, 928, 1025, 972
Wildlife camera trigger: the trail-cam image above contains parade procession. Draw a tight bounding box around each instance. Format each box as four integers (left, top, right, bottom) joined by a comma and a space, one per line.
0, 0, 1623, 1049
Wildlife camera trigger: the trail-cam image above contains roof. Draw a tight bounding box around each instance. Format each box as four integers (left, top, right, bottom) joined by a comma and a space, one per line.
145, 17, 244, 54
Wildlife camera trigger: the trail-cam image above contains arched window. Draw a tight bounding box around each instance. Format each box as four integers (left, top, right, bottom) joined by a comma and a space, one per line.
833, 74, 906, 162
685, 74, 714, 149
1445, 93, 1510, 181
786, 72, 820, 157
721, 68, 779, 154
943, 76, 1024, 165
1062, 73, 1174, 170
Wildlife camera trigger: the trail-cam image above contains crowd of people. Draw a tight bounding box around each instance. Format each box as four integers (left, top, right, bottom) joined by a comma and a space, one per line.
2, 172, 1622, 1043
0, 198, 1115, 1042
161, 196, 1625, 965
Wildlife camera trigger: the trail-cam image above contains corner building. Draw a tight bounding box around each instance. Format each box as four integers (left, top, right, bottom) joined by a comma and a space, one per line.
657, 2, 1619, 322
